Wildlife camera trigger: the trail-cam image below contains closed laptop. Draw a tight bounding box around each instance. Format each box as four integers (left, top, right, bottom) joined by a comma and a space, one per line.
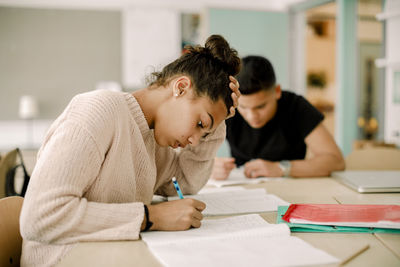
332, 170, 400, 193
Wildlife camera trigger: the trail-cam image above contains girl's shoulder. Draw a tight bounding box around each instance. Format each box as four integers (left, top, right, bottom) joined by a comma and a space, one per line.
67, 90, 130, 118
63, 90, 131, 132
72, 90, 126, 107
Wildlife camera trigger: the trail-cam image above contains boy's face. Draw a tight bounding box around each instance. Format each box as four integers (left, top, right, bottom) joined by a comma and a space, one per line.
237, 85, 281, 129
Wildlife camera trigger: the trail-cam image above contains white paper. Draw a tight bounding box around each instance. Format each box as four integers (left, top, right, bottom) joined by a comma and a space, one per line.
168, 189, 290, 216
148, 236, 339, 267
141, 214, 287, 245
198, 186, 245, 194
207, 167, 287, 187
141, 214, 339, 267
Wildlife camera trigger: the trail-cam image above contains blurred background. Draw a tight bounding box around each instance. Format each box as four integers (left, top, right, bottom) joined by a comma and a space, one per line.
0, 0, 399, 158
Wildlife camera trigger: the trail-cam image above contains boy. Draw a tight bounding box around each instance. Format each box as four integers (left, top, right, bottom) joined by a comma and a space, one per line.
211, 55, 345, 179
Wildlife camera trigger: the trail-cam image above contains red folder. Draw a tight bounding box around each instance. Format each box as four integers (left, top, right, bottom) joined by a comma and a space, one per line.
282, 204, 400, 228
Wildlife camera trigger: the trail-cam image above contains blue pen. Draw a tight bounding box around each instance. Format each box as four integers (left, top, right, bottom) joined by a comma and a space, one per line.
172, 177, 184, 199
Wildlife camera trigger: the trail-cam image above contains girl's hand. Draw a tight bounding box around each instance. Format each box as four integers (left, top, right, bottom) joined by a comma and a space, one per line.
227, 76, 240, 119
146, 199, 206, 231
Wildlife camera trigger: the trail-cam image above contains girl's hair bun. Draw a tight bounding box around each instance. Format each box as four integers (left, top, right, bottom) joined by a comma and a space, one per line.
182, 35, 240, 76
205, 34, 240, 76
204, 35, 241, 76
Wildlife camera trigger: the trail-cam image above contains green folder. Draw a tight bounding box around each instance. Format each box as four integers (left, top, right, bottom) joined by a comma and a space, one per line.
277, 206, 400, 233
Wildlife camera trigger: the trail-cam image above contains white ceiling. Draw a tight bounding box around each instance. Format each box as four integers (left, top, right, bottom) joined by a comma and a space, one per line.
0, 0, 307, 12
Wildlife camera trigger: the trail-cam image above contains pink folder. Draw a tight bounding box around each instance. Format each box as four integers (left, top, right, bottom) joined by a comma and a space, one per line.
282, 204, 400, 228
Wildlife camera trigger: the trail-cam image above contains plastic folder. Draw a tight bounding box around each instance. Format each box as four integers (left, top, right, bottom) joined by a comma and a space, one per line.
277, 206, 400, 233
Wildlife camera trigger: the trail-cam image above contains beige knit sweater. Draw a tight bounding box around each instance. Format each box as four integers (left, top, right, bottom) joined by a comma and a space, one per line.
19, 90, 225, 267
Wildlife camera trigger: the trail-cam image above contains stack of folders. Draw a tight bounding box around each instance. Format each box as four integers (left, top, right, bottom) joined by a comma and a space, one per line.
277, 204, 400, 233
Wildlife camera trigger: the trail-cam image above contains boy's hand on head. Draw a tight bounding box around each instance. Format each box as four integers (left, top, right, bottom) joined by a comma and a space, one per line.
146, 199, 206, 231
226, 76, 240, 119
211, 157, 236, 180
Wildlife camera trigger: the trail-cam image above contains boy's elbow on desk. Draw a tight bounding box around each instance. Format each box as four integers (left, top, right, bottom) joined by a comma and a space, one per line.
320, 154, 346, 176
333, 154, 346, 172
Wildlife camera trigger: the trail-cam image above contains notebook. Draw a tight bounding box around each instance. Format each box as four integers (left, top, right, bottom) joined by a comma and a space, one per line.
332, 170, 400, 193
141, 214, 339, 267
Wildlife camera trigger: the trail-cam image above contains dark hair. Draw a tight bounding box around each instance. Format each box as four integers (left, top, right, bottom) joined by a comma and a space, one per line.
149, 35, 241, 113
236, 55, 276, 95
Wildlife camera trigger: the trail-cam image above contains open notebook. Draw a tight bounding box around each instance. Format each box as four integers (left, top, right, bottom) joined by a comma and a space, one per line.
141, 214, 339, 267
168, 188, 289, 216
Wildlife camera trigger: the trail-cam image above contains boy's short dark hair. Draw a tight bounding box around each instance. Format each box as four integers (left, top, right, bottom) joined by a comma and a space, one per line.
236, 55, 276, 95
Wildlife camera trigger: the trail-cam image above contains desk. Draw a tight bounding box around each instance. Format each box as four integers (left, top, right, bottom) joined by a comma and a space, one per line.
57, 177, 400, 267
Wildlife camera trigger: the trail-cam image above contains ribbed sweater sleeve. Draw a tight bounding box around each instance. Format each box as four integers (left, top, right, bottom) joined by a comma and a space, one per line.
154, 122, 226, 196
20, 93, 145, 245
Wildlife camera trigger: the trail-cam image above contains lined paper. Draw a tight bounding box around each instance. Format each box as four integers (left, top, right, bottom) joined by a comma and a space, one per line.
168, 188, 290, 216
141, 214, 339, 267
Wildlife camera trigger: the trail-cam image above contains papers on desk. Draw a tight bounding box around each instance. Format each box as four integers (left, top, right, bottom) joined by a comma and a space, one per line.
168, 188, 289, 216
207, 167, 286, 187
282, 204, 400, 229
141, 214, 339, 267
197, 186, 245, 194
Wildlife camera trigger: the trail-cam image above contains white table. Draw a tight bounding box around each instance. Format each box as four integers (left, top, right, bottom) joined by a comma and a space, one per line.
57, 177, 400, 267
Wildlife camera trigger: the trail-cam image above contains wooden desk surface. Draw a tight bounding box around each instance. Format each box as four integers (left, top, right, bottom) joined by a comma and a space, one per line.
57, 177, 400, 267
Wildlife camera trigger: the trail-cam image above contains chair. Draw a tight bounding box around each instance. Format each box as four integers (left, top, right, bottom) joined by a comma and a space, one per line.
0, 150, 18, 198
0, 149, 31, 198
346, 147, 400, 170
0, 196, 24, 267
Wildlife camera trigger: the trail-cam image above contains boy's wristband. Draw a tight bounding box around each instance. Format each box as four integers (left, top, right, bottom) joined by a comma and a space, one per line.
279, 160, 291, 177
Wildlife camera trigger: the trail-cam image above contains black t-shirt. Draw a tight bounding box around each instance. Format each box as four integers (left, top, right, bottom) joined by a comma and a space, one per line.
226, 91, 324, 166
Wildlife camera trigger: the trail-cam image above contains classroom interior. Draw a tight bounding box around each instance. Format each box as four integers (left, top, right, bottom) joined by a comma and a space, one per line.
0, 0, 399, 266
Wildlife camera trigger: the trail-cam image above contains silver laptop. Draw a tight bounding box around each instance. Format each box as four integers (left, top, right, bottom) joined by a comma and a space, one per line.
332, 170, 400, 193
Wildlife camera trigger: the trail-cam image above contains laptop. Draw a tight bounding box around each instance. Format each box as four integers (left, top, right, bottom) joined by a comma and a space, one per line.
332, 170, 400, 193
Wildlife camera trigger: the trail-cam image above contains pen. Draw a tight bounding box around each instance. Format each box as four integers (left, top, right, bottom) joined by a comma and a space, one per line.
339, 244, 370, 266
172, 177, 184, 199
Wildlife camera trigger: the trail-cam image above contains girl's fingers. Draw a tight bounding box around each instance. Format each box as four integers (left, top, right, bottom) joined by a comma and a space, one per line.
229, 76, 240, 94
193, 210, 203, 220
232, 92, 238, 108
191, 219, 201, 228
227, 106, 235, 119
227, 76, 240, 119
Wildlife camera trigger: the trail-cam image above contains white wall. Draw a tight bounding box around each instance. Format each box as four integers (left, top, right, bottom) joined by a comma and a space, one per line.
122, 7, 181, 89
0, 120, 52, 151
0, 0, 306, 151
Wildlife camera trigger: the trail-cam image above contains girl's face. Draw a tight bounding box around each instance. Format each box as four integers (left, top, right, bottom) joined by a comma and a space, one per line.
154, 77, 227, 148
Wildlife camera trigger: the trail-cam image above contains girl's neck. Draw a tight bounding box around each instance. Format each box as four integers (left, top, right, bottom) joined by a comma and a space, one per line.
132, 86, 169, 129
